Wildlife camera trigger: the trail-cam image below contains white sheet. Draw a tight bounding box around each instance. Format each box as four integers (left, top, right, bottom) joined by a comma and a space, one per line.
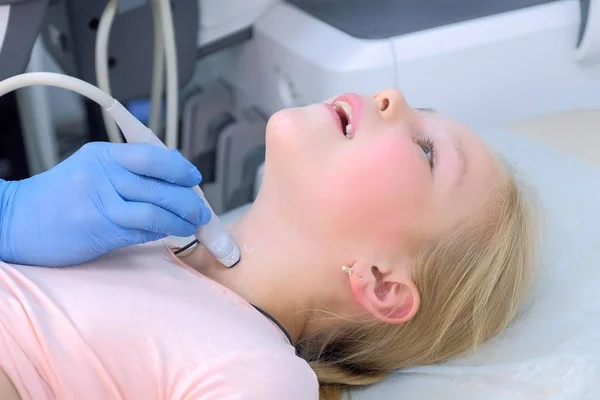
353, 129, 600, 399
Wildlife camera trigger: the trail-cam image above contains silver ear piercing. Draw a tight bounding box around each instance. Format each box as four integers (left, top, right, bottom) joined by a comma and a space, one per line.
342, 265, 362, 278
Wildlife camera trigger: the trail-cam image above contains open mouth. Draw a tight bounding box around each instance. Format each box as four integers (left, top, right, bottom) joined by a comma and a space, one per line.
333, 101, 353, 138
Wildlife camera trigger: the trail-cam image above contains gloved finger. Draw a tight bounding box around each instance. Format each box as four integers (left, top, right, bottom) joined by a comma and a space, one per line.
107, 200, 199, 238
108, 143, 202, 187
115, 228, 166, 247
99, 225, 165, 248
113, 172, 211, 226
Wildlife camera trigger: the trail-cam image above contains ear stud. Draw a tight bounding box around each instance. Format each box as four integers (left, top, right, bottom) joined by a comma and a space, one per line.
342, 265, 362, 278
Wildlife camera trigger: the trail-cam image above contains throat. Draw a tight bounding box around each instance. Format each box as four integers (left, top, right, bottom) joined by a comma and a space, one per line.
177, 212, 313, 343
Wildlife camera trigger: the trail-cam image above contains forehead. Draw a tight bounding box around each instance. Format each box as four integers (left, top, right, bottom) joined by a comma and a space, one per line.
418, 110, 470, 140
419, 111, 493, 166
422, 111, 503, 217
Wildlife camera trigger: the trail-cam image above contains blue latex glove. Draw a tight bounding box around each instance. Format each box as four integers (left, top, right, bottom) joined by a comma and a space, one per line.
0, 142, 211, 267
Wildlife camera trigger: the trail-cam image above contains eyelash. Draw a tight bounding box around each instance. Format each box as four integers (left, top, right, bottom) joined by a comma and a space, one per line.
417, 138, 436, 168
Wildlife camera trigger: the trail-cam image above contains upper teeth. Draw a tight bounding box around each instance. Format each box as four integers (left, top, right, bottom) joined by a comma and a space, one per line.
335, 101, 352, 120
334, 100, 353, 137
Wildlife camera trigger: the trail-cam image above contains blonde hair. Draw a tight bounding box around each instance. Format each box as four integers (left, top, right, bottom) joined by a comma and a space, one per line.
297, 166, 537, 400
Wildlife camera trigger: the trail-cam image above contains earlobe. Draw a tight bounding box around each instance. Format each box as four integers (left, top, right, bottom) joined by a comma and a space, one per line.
348, 263, 420, 325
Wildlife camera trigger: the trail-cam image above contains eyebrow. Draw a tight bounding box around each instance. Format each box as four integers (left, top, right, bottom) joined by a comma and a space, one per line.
454, 140, 468, 186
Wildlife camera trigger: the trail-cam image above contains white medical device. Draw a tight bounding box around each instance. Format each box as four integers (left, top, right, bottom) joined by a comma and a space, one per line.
217, 0, 600, 129
0, 72, 241, 267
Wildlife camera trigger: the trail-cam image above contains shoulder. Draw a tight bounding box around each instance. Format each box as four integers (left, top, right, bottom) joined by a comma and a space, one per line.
181, 351, 319, 399
251, 352, 318, 395
219, 351, 319, 398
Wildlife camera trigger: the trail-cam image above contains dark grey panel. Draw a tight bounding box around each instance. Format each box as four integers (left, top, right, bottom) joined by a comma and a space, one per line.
578, 0, 589, 46
287, 0, 562, 39
0, 0, 39, 4
196, 28, 253, 59
0, 0, 49, 80
117, 0, 146, 14
41, 0, 198, 103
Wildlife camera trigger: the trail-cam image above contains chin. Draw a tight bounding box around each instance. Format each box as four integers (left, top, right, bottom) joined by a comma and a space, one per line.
265, 107, 315, 172
261, 109, 299, 196
263, 105, 338, 209
265, 108, 308, 149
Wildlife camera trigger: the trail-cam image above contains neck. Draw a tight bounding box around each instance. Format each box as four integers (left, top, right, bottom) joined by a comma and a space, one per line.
179, 200, 323, 342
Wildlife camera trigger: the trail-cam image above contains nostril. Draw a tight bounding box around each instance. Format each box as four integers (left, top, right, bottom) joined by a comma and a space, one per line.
380, 98, 390, 112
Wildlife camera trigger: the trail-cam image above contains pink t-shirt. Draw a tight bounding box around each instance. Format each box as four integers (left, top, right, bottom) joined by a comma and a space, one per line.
0, 241, 318, 399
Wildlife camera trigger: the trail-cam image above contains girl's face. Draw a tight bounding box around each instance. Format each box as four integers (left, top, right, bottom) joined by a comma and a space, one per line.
260, 88, 502, 261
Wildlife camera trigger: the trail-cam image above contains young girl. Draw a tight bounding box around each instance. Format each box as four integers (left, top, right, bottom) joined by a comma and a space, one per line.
0, 88, 535, 399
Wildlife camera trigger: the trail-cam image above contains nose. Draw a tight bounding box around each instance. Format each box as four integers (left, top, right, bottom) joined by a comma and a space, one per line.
373, 88, 412, 121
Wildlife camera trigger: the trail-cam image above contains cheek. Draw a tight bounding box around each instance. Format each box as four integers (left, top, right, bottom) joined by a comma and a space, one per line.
320, 136, 432, 241
262, 117, 432, 250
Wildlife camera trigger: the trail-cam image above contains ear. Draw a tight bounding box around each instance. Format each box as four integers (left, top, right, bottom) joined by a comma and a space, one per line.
347, 260, 420, 324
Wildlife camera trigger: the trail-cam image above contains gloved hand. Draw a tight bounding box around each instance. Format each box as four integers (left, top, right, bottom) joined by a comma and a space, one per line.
0, 142, 211, 267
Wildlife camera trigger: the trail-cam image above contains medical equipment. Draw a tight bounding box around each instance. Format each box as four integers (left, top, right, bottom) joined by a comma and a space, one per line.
0, 0, 272, 214
95, 0, 122, 144
219, 0, 600, 129
0, 0, 48, 81
33, 0, 268, 214
39, 0, 198, 149
0, 72, 240, 268
179, 86, 267, 215
94, 0, 180, 148
44, 0, 185, 148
